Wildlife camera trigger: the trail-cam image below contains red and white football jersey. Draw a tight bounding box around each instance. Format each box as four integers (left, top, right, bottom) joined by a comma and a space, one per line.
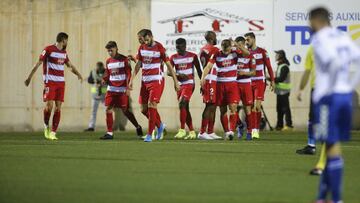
170, 51, 199, 86
237, 51, 256, 83
104, 54, 131, 93
39, 44, 69, 86
137, 41, 169, 83
209, 50, 239, 83
249, 47, 274, 82
200, 44, 219, 83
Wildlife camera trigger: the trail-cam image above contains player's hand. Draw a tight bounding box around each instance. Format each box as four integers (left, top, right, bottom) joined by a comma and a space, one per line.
270, 81, 275, 92
177, 74, 188, 81
126, 89, 131, 96
77, 74, 83, 83
101, 79, 107, 86
297, 90, 302, 101
128, 80, 133, 90
174, 82, 180, 92
127, 55, 136, 62
24, 78, 31, 87
200, 78, 206, 88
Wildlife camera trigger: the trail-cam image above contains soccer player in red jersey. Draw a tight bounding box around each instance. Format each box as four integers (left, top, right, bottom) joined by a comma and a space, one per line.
24, 32, 83, 140
128, 29, 180, 142
244, 32, 275, 139
198, 31, 221, 140
169, 38, 202, 140
201, 39, 249, 140
99, 41, 143, 140
234, 36, 256, 140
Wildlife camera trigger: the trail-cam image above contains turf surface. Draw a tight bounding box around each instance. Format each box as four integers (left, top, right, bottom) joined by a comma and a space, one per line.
0, 131, 359, 203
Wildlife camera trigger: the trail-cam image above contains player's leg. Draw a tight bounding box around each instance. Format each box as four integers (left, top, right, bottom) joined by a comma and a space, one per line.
145, 101, 158, 142
252, 99, 262, 139
100, 93, 115, 140
43, 100, 54, 139
297, 89, 316, 155
185, 102, 196, 139
244, 105, 253, 140
175, 98, 188, 139
49, 100, 62, 140
219, 105, 230, 138
310, 143, 327, 175
121, 94, 143, 137
227, 103, 238, 140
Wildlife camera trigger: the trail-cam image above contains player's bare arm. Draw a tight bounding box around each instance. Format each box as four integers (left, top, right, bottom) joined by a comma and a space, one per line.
200, 62, 214, 87
296, 69, 311, 101
194, 55, 202, 79
128, 60, 141, 90
24, 60, 43, 86
165, 61, 180, 91
65, 61, 83, 82
238, 68, 256, 77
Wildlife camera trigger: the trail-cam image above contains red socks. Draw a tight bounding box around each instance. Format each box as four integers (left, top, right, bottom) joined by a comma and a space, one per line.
186, 110, 194, 131
44, 109, 51, 127
229, 114, 238, 132
180, 107, 187, 129
148, 107, 158, 135
200, 118, 209, 134
246, 113, 252, 133
220, 113, 229, 132
51, 110, 61, 132
256, 111, 262, 129
106, 112, 113, 133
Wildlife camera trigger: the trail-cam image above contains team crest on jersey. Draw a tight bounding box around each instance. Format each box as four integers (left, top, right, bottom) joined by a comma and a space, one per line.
57, 58, 65, 64
143, 56, 153, 64
178, 63, 188, 69
222, 59, 232, 67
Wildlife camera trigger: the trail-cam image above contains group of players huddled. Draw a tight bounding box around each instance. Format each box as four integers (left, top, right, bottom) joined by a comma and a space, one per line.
25, 29, 275, 142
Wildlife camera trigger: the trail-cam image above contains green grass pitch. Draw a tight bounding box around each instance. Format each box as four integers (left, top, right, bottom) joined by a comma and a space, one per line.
0, 131, 359, 203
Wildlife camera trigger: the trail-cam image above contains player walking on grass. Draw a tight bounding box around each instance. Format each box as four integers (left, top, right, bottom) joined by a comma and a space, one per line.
198, 31, 221, 140
234, 36, 256, 140
128, 29, 180, 142
100, 41, 143, 140
296, 46, 327, 176
244, 32, 275, 139
309, 7, 360, 203
201, 39, 249, 140
170, 38, 202, 140
24, 32, 83, 140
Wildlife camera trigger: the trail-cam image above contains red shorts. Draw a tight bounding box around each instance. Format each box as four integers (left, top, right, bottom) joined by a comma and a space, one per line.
43, 83, 65, 102
177, 84, 194, 102
105, 92, 129, 109
138, 80, 165, 104
202, 80, 217, 104
252, 80, 266, 101
216, 82, 240, 106
238, 82, 253, 106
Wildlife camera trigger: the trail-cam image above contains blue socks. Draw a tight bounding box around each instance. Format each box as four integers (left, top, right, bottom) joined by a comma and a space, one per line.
307, 121, 316, 147
318, 156, 343, 202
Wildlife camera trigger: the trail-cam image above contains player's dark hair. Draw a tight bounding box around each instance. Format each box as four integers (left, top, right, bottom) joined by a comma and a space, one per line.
105, 41, 117, 49
175, 38, 186, 45
56, 32, 68, 43
204, 31, 216, 42
138, 29, 153, 37
309, 7, 330, 24
244, 32, 255, 39
235, 36, 245, 42
221, 39, 232, 49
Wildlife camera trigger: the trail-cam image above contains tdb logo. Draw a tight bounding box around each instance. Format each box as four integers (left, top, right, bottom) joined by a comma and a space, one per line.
285, 25, 347, 45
